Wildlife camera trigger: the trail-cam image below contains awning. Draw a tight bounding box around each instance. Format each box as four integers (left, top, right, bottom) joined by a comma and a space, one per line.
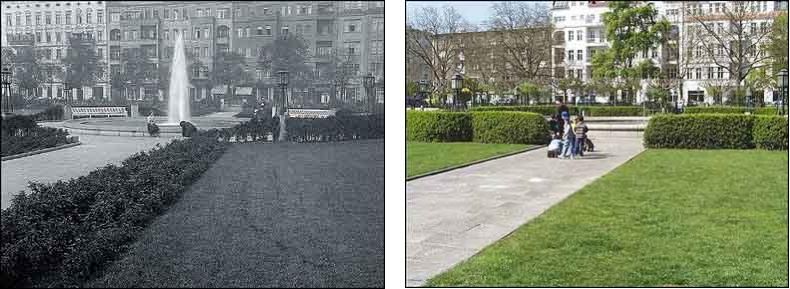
211, 85, 228, 94
235, 87, 253, 96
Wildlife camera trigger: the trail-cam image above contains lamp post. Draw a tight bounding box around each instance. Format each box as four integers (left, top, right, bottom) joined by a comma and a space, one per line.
277, 70, 289, 142
418, 80, 428, 109
1, 67, 12, 114
451, 74, 463, 110
364, 73, 375, 113
778, 69, 788, 115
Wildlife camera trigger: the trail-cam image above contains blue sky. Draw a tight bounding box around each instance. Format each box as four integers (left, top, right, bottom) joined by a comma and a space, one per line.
406, 1, 551, 28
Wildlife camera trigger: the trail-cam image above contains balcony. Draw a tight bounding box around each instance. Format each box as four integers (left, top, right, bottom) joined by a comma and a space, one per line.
552, 2, 569, 9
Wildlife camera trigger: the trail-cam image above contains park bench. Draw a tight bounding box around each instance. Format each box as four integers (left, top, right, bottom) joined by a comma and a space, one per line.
71, 106, 128, 119
286, 109, 336, 119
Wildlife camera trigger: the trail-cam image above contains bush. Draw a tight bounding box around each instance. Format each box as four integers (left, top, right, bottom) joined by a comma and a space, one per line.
683, 106, 746, 114
754, 107, 779, 115
1, 115, 72, 157
577, 106, 646, 116
406, 111, 472, 142
470, 105, 576, 116
471, 111, 550, 144
32, 105, 64, 121
644, 114, 774, 149
0, 135, 228, 288
752, 116, 789, 150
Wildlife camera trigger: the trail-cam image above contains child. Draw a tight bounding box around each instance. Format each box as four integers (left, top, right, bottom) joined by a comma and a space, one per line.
574, 116, 588, 157
560, 116, 576, 159
547, 133, 563, 158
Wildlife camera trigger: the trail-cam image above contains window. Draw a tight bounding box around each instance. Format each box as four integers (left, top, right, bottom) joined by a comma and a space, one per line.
204, 28, 209, 38
36, 12, 41, 25
205, 8, 210, 17
568, 50, 574, 61
194, 47, 200, 57
56, 32, 61, 42
5, 13, 11, 26
65, 10, 71, 24
46, 32, 51, 42
218, 8, 228, 19
347, 23, 356, 32
87, 9, 92, 24
97, 47, 103, 58
36, 32, 41, 42
282, 26, 289, 35
204, 47, 209, 58
688, 90, 704, 103
164, 30, 169, 40
707, 67, 714, 79
195, 28, 200, 39
56, 48, 62, 59
55, 12, 61, 24
132, 30, 138, 40
237, 27, 243, 37
97, 30, 103, 42
164, 8, 170, 19
577, 30, 582, 40
110, 12, 119, 22
153, 9, 158, 18
76, 9, 82, 24
257, 26, 263, 35
371, 40, 383, 55
45, 12, 51, 24
197, 9, 203, 17
577, 69, 583, 79
568, 31, 574, 41
588, 30, 596, 41
173, 9, 179, 19
695, 68, 702, 79
245, 27, 250, 37
577, 50, 583, 61
345, 41, 360, 55
266, 25, 272, 35
97, 10, 103, 23
110, 46, 120, 60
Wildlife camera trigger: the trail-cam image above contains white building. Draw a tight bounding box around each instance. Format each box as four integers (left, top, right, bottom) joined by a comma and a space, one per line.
550, 1, 786, 105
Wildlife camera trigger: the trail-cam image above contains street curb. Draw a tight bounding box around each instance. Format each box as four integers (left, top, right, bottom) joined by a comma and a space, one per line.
406, 145, 545, 182
1, 142, 82, 162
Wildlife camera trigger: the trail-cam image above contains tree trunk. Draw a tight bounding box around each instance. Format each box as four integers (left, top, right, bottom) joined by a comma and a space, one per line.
277, 113, 288, 142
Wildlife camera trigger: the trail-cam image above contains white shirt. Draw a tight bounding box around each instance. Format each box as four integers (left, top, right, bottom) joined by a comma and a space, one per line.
548, 139, 562, 151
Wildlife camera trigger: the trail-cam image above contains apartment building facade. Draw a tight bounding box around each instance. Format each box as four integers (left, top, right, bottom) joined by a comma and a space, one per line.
550, 0, 786, 105
2, 1, 384, 106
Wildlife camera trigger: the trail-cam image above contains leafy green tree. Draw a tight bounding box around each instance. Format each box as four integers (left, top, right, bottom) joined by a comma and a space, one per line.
258, 33, 311, 107
11, 48, 45, 103
599, 2, 670, 104
767, 11, 788, 72
406, 81, 419, 97
212, 50, 251, 105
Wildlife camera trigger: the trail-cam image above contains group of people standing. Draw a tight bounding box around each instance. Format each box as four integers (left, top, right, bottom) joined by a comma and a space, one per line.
548, 101, 589, 160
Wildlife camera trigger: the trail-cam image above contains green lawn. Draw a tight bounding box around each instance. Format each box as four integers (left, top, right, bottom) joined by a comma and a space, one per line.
428, 149, 788, 287
407, 142, 532, 178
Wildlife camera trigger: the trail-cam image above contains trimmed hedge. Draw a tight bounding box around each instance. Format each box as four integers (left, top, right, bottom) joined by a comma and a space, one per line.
286, 114, 385, 142
406, 111, 473, 142
684, 106, 779, 115
0, 135, 228, 288
1, 115, 72, 157
753, 116, 789, 150
577, 106, 645, 116
644, 114, 788, 150
470, 105, 578, 116
471, 111, 550, 144
406, 111, 550, 144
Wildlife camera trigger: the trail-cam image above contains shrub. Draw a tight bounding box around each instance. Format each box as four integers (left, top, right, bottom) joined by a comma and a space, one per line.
753, 116, 789, 150
0, 135, 228, 288
470, 105, 576, 116
1, 115, 72, 157
644, 114, 755, 149
32, 105, 64, 121
684, 106, 746, 114
406, 111, 472, 142
471, 111, 550, 144
577, 106, 645, 116
754, 107, 779, 115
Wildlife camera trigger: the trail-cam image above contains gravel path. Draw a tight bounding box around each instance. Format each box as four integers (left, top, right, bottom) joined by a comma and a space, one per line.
87, 140, 384, 288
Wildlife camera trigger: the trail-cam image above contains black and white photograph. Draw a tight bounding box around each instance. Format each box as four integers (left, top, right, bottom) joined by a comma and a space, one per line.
1, 1, 384, 287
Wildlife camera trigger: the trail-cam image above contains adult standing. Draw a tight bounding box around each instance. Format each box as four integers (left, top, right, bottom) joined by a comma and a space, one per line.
555, 100, 570, 129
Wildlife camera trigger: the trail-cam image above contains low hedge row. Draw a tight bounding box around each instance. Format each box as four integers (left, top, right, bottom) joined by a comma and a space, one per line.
471, 111, 550, 144
406, 111, 549, 144
469, 105, 653, 116
0, 135, 228, 288
470, 105, 578, 116
644, 114, 788, 150
406, 111, 473, 142
683, 106, 779, 115
578, 106, 646, 116
1, 115, 72, 157
198, 113, 385, 143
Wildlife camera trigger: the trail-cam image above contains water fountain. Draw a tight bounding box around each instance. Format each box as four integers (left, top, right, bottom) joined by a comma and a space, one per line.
166, 32, 190, 124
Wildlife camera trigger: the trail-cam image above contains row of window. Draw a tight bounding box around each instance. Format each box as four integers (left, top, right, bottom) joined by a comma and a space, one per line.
16, 30, 106, 44
567, 30, 606, 42
679, 1, 770, 16
5, 9, 104, 26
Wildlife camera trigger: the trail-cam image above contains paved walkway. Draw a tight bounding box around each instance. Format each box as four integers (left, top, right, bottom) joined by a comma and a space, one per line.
406, 134, 645, 286
1, 123, 180, 209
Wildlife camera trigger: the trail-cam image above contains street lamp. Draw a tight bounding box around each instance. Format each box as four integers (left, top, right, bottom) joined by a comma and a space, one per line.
1, 67, 12, 114
364, 73, 375, 113
276, 70, 289, 142
778, 69, 788, 115
451, 74, 463, 109
418, 80, 428, 108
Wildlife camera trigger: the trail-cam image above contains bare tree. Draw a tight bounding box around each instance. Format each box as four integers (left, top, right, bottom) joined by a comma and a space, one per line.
488, 2, 552, 87
406, 5, 471, 94
691, 1, 774, 96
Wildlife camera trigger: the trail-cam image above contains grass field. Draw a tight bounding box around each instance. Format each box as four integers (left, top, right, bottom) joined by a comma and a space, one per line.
428, 149, 788, 287
406, 142, 532, 178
